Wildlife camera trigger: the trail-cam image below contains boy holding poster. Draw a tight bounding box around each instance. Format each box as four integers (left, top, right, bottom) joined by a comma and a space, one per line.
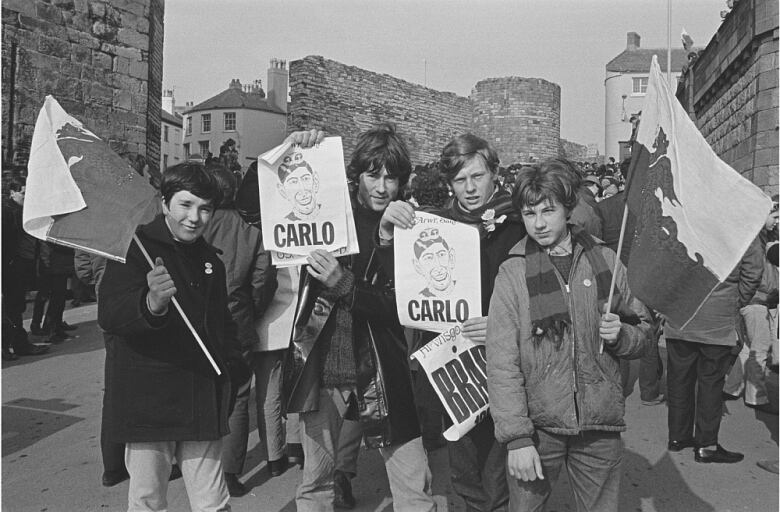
486, 160, 652, 511
283, 124, 435, 512
379, 133, 526, 511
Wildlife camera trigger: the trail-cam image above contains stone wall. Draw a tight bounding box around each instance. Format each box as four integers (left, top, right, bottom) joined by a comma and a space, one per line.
288, 55, 471, 165
1, 0, 164, 169
560, 138, 589, 161
471, 77, 561, 164
677, 0, 778, 193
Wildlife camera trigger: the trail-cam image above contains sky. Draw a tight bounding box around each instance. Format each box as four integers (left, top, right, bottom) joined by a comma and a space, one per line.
163, 0, 726, 153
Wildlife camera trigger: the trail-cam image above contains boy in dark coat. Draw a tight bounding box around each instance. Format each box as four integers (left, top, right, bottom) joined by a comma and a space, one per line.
99, 163, 246, 512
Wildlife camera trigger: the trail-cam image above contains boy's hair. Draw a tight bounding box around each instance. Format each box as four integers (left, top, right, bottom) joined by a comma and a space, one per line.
512, 158, 581, 213
347, 123, 412, 187
205, 162, 237, 209
439, 133, 499, 183
161, 162, 222, 207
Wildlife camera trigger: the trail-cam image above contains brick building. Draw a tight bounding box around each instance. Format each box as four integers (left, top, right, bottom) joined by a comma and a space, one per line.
2, 0, 164, 170
677, 0, 778, 194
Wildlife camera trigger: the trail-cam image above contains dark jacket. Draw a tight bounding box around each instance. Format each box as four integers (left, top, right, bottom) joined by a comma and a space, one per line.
282, 206, 421, 449
98, 215, 242, 443
201, 209, 277, 351
664, 237, 763, 346
597, 191, 634, 265
487, 236, 652, 449
39, 242, 74, 277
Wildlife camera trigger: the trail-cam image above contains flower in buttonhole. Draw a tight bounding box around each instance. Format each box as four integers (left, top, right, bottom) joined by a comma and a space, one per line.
481, 209, 506, 233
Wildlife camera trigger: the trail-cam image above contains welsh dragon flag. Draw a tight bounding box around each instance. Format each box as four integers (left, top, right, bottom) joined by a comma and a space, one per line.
23, 96, 158, 262
625, 56, 771, 328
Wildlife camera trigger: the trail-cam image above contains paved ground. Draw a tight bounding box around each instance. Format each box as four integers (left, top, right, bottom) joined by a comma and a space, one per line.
2, 303, 778, 511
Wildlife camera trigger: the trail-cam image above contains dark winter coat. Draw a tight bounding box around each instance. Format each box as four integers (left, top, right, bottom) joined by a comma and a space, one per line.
98, 215, 243, 443
201, 208, 277, 351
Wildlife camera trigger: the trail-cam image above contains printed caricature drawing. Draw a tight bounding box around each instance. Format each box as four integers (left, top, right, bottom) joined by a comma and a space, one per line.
276, 150, 322, 221
412, 227, 457, 298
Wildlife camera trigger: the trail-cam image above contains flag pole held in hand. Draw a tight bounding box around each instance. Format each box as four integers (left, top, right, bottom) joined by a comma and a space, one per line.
133, 234, 222, 376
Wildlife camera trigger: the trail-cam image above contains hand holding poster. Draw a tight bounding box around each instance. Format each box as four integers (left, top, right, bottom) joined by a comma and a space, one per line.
394, 211, 481, 332
257, 137, 358, 266
411, 324, 489, 441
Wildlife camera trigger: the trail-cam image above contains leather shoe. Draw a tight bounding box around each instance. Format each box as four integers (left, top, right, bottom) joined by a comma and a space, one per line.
224, 472, 247, 497
667, 439, 695, 452
102, 468, 129, 487
169, 464, 182, 481
268, 456, 288, 477
60, 321, 77, 331
641, 394, 665, 406
694, 444, 744, 464
14, 343, 50, 356
288, 443, 304, 469
3, 348, 19, 361
334, 469, 356, 509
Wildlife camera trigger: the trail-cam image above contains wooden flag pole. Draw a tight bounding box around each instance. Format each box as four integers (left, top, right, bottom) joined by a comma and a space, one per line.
132, 234, 222, 376
600, 201, 630, 354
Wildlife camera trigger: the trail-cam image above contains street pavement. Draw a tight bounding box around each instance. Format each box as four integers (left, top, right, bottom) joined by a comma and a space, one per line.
2, 303, 778, 511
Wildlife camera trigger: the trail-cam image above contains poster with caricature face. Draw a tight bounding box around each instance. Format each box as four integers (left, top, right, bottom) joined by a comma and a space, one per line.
257, 137, 358, 266
394, 211, 481, 332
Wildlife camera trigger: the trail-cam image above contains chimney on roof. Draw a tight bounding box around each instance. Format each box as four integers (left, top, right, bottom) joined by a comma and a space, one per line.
267, 58, 289, 114
162, 89, 175, 114
229, 78, 242, 90
626, 32, 641, 50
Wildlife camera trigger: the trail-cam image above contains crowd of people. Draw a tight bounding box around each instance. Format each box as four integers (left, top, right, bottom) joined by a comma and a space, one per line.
1, 123, 777, 512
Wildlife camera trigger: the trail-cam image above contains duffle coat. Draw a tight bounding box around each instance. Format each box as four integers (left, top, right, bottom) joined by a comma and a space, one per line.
98, 215, 242, 443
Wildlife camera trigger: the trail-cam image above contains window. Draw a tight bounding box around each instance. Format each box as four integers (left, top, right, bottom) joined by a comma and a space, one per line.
199, 140, 210, 156
183, 143, 190, 159
632, 77, 648, 95
163, 125, 169, 143
201, 113, 211, 133
185, 116, 192, 136
163, 154, 168, 170
224, 112, 236, 131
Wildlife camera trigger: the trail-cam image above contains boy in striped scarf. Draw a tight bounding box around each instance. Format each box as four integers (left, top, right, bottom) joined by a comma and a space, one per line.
486, 159, 652, 512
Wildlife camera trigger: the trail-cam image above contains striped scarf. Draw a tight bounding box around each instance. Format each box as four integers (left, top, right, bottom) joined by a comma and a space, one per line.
525, 225, 613, 345
447, 187, 522, 239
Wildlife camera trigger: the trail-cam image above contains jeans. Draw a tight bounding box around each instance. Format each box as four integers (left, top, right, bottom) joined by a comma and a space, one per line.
738, 305, 777, 405
221, 353, 253, 474
449, 417, 509, 511
125, 440, 230, 512
252, 350, 287, 461
335, 418, 362, 477
297, 387, 435, 512
666, 339, 734, 447
506, 430, 622, 512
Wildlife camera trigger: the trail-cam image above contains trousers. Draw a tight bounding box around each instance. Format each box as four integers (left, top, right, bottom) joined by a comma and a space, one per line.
125, 440, 230, 512
506, 430, 622, 512
449, 416, 509, 511
666, 338, 734, 447
297, 387, 435, 512
725, 305, 778, 405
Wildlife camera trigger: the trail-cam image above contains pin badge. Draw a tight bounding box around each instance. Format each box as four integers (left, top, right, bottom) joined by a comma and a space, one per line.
205, 262, 213, 275
583, 279, 592, 287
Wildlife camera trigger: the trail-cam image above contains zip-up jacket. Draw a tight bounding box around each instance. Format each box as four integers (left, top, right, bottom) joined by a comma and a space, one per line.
486, 235, 652, 450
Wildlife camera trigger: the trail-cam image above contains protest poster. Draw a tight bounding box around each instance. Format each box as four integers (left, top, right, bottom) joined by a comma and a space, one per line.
269, 185, 359, 267
257, 137, 358, 266
411, 324, 489, 441
394, 211, 481, 332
